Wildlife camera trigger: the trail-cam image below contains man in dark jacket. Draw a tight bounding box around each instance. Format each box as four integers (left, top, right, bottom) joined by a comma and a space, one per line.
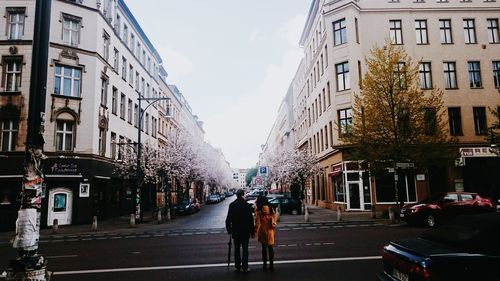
226, 189, 254, 273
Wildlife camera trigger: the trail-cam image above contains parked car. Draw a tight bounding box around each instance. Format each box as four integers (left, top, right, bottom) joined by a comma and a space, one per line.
173, 198, 199, 215
378, 212, 500, 281
497, 199, 500, 212
400, 192, 494, 227
268, 197, 302, 215
207, 194, 219, 204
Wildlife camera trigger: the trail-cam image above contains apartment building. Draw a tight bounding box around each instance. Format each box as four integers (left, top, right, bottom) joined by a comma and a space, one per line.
264, 0, 499, 213
0, 0, 194, 229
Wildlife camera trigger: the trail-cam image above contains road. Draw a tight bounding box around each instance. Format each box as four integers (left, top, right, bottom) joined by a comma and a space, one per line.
1, 198, 425, 280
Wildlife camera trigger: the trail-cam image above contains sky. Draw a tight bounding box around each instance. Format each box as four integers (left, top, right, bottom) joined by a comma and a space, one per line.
126, 0, 311, 169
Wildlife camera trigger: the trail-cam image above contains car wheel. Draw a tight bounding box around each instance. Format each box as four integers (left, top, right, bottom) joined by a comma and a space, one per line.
426, 214, 436, 227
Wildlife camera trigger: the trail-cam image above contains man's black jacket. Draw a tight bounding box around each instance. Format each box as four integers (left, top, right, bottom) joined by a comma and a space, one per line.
226, 197, 254, 240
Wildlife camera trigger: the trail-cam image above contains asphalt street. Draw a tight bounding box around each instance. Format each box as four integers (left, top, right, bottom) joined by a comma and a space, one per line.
1, 198, 425, 280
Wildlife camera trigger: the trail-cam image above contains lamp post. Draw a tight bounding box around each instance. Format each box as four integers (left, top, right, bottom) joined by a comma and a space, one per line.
133, 96, 170, 222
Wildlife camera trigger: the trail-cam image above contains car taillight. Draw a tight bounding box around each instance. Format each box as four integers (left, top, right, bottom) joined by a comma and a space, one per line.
409, 263, 430, 279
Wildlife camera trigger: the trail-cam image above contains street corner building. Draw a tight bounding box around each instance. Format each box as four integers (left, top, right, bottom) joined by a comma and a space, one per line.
0, 0, 205, 231
260, 0, 500, 214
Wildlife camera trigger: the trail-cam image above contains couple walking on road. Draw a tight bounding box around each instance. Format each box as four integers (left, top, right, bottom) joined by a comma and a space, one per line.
225, 189, 277, 273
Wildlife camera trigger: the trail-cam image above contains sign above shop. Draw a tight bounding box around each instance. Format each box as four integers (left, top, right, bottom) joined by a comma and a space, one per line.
460, 147, 498, 157
48, 163, 79, 174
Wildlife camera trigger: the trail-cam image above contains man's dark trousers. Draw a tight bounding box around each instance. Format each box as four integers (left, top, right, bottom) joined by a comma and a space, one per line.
234, 238, 249, 270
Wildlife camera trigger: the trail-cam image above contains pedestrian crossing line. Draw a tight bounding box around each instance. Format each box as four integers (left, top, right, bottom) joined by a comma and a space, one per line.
110, 236, 122, 239
52, 256, 382, 275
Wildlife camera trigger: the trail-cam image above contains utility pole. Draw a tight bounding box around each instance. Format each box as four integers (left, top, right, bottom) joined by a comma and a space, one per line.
5, 0, 52, 280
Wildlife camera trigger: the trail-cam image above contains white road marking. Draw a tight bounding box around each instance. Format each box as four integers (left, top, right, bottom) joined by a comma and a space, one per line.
46, 255, 78, 259
52, 256, 382, 275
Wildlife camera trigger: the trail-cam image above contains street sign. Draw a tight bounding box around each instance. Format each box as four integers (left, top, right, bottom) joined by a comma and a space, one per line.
258, 166, 268, 177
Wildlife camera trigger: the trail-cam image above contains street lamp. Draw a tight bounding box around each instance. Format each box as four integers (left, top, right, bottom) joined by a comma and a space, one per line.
133, 96, 170, 222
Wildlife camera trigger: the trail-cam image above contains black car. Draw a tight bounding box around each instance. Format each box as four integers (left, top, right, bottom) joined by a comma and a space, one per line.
378, 212, 500, 281
173, 199, 198, 215
268, 197, 302, 215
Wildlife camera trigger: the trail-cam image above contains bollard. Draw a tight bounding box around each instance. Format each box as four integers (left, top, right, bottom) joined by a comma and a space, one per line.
91, 216, 98, 231
157, 210, 162, 224
166, 208, 171, 221
336, 206, 342, 221
52, 219, 58, 234
388, 207, 395, 224
129, 213, 136, 228
304, 206, 310, 222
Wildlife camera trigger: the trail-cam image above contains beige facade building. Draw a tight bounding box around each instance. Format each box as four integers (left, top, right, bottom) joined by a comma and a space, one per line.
0, 0, 206, 228
263, 0, 500, 213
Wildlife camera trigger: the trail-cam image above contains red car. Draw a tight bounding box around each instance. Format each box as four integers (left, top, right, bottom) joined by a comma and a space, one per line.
400, 192, 494, 227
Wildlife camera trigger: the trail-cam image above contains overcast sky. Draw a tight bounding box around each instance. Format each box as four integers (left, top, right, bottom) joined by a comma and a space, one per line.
126, 0, 311, 169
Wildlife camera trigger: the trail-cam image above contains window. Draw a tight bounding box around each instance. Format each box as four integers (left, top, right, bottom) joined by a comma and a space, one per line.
98, 128, 106, 156
62, 14, 81, 46
127, 98, 133, 123
134, 104, 139, 127
100, 76, 108, 106
111, 87, 117, 114
336, 62, 350, 91
394, 62, 406, 89
3, 57, 22, 92
493, 61, 500, 88
120, 93, 125, 119
439, 19, 453, 44
333, 18, 347, 46
473, 107, 487, 135
463, 19, 476, 44
327, 82, 331, 106
123, 24, 128, 45
141, 78, 145, 95
1, 120, 18, 151
487, 19, 499, 44
56, 120, 74, 151
114, 13, 121, 34
117, 135, 124, 160
130, 34, 135, 53
468, 61, 482, 88
152, 117, 157, 138
145, 113, 149, 134
102, 31, 110, 61
419, 62, 433, 89
129, 65, 134, 85
448, 107, 463, 136
338, 108, 352, 135
121, 57, 127, 80
443, 62, 457, 89
135, 72, 140, 90
7, 8, 25, 40
110, 132, 116, 159
415, 20, 428, 44
54, 65, 81, 97
389, 20, 403, 45
113, 48, 119, 70
424, 108, 437, 136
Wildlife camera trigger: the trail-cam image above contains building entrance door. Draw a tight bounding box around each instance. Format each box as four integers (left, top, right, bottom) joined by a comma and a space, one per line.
48, 188, 72, 226
347, 182, 361, 210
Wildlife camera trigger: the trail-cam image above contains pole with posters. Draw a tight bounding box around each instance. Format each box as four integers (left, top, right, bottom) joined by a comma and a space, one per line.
5, 0, 52, 280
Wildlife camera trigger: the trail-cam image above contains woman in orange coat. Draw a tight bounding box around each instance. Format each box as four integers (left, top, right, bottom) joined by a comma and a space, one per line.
254, 196, 277, 270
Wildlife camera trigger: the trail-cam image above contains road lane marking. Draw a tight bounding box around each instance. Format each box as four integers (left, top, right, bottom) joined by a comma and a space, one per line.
46, 255, 78, 259
52, 256, 382, 275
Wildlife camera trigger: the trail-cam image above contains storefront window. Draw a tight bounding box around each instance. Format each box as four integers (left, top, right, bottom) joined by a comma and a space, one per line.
333, 175, 345, 202
375, 169, 417, 203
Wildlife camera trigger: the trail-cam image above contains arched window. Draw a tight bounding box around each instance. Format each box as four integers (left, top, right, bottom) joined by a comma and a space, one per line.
55, 112, 75, 151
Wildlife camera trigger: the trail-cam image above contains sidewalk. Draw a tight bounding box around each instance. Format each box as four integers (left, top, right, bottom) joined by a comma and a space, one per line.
0, 204, 389, 242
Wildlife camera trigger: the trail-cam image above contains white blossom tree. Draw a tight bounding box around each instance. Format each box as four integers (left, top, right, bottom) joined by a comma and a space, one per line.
268, 149, 319, 200
113, 142, 161, 184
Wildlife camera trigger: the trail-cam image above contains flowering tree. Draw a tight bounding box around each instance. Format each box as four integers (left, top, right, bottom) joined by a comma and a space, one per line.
268, 149, 319, 200
113, 142, 161, 184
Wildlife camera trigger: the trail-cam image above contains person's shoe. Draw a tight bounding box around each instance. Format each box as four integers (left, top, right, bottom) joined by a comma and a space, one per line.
233, 268, 241, 273
242, 268, 250, 273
